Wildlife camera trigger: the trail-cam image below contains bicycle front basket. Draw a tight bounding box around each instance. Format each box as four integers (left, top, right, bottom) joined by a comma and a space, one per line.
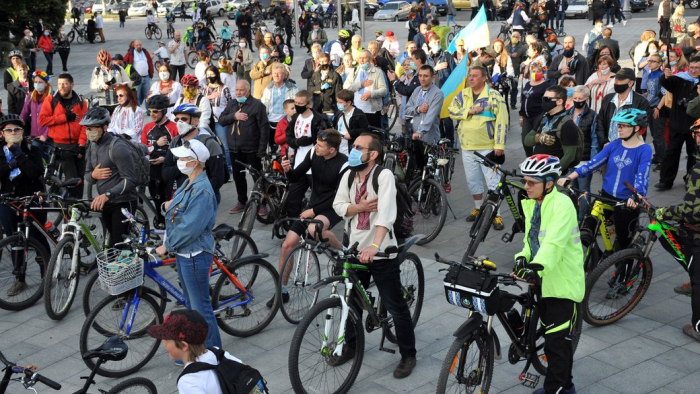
97, 248, 144, 295
443, 265, 498, 313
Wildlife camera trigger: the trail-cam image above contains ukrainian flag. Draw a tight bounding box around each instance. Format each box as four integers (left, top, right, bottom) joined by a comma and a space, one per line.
440, 6, 491, 118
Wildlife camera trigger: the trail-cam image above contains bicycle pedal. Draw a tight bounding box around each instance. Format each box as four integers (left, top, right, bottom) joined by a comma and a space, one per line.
379, 346, 396, 354
519, 373, 539, 388
501, 232, 514, 243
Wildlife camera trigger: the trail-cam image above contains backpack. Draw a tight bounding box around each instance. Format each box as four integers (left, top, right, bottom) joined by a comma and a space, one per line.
178, 347, 269, 394
322, 39, 337, 55
108, 134, 150, 188
346, 166, 414, 240
537, 113, 584, 168
586, 32, 602, 59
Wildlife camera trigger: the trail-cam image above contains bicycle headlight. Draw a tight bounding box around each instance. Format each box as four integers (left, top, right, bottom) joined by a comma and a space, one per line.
437, 158, 449, 166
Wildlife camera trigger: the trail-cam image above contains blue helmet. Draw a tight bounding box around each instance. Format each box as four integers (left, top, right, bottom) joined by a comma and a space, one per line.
172, 103, 201, 117
611, 108, 648, 129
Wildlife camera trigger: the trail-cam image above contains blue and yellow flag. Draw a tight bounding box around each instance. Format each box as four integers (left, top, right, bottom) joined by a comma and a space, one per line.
440, 6, 491, 118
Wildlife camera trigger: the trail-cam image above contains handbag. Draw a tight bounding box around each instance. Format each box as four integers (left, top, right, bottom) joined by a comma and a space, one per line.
405, 20, 410, 29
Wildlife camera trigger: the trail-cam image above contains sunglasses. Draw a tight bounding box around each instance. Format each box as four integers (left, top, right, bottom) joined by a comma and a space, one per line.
175, 116, 190, 122
117, 94, 126, 98
182, 140, 199, 161
542, 96, 559, 102
149, 110, 162, 115
2, 127, 23, 133
520, 178, 543, 187
617, 123, 633, 129
318, 131, 338, 149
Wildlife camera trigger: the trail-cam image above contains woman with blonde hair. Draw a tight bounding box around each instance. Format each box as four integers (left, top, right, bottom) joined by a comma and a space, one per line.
492, 38, 514, 77
20, 70, 52, 159
671, 5, 688, 42
217, 57, 237, 92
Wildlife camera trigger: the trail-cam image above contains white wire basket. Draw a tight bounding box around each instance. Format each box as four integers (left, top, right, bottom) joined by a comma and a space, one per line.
97, 248, 144, 295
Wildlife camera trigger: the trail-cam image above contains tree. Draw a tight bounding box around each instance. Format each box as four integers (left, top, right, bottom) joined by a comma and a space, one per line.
0, 0, 70, 43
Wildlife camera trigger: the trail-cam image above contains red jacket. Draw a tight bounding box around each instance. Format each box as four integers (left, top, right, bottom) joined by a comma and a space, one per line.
37, 35, 54, 53
275, 117, 289, 155
123, 48, 154, 78
38, 93, 87, 146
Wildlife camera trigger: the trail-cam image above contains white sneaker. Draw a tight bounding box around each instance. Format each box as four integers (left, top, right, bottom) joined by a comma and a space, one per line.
622, 20, 627, 26
606, 23, 613, 28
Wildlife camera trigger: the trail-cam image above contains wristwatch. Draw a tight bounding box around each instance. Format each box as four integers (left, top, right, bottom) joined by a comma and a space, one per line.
105, 191, 112, 199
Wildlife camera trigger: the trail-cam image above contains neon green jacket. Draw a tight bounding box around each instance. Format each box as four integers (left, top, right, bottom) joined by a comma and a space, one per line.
515, 188, 585, 302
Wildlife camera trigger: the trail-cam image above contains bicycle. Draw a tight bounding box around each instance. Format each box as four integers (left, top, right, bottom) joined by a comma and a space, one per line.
167, 20, 175, 38
80, 234, 279, 377
461, 151, 527, 263
446, 23, 464, 44
381, 131, 421, 185
234, 156, 288, 236
66, 22, 87, 44
186, 42, 224, 68
496, 22, 511, 41
145, 22, 162, 40
287, 241, 424, 394
435, 253, 582, 393
582, 181, 686, 326
0, 336, 157, 393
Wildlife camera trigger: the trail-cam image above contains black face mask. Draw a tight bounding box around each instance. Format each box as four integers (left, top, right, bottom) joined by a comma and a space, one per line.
320, 64, 330, 71
573, 100, 586, 109
563, 48, 574, 57
207, 76, 217, 83
614, 83, 629, 94
295, 104, 307, 114
542, 97, 558, 113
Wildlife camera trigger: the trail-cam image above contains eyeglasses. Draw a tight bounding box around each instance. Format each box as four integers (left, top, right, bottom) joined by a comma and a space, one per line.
175, 116, 190, 122
2, 127, 23, 133
352, 145, 372, 152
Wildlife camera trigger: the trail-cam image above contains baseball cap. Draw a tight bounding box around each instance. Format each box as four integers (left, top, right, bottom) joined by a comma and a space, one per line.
386, 30, 395, 37
170, 139, 210, 162
482, 46, 498, 58
455, 38, 464, 46
614, 67, 635, 81
147, 309, 208, 344
113, 54, 124, 60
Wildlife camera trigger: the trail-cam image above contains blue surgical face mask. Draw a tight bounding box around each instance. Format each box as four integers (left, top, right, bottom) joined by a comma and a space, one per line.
261, 53, 270, 61
359, 62, 369, 71
670, 60, 678, 66
409, 61, 417, 71
337, 103, 346, 111
566, 87, 574, 98
347, 148, 369, 169
236, 96, 247, 103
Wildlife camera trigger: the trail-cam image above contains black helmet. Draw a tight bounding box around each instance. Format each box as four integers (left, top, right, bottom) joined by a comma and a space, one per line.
147, 94, 172, 110
80, 107, 111, 126
0, 114, 24, 129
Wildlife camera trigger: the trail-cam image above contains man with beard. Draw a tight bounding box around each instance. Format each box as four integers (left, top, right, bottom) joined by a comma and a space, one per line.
547, 36, 590, 85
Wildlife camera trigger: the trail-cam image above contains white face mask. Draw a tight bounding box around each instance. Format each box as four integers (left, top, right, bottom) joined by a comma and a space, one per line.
239, 42, 246, 48
4, 134, 23, 144
86, 130, 101, 142
35, 83, 46, 93
177, 160, 195, 175
176, 120, 194, 136
159, 71, 170, 80
600, 68, 610, 75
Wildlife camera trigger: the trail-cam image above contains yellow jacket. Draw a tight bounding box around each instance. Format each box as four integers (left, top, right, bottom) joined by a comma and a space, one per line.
449, 85, 508, 151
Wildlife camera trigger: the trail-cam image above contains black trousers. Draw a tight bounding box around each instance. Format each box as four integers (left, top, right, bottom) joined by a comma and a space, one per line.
685, 243, 700, 332
600, 190, 639, 251
539, 297, 577, 393
56, 143, 85, 199
170, 63, 187, 84
0, 204, 49, 282
364, 110, 382, 129
102, 200, 136, 248
147, 177, 167, 225
230, 151, 262, 204
660, 130, 696, 187
57, 49, 70, 72
286, 174, 312, 218
285, 28, 293, 47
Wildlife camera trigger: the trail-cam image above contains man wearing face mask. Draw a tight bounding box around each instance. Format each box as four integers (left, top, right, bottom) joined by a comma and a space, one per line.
680, 23, 700, 58
469, 47, 497, 77
343, 50, 389, 128
506, 32, 528, 109
308, 53, 343, 118
168, 31, 188, 83
301, 44, 323, 90
306, 20, 328, 49
18, 29, 37, 73
547, 36, 590, 86
582, 20, 604, 63
654, 58, 700, 190
219, 80, 269, 213
163, 103, 227, 202
249, 47, 275, 99
82, 107, 138, 248
524, 85, 582, 174
388, 49, 425, 103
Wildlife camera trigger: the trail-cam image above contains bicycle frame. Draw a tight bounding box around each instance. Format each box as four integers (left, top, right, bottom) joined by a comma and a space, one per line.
634, 219, 688, 270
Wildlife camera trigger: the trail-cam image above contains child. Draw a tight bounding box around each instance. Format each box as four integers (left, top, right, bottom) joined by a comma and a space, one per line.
275, 99, 295, 156
154, 41, 170, 67
147, 310, 243, 393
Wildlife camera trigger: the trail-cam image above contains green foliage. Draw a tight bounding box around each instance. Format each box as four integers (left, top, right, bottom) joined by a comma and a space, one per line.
0, 0, 70, 43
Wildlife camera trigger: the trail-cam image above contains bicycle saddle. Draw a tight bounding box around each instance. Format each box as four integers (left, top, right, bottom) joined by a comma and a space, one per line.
213, 223, 235, 241
82, 336, 128, 361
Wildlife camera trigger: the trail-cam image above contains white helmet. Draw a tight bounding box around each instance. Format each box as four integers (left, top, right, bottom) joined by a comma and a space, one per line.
519, 154, 561, 179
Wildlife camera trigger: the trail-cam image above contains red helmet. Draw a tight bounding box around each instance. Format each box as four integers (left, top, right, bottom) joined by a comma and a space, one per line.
180, 74, 199, 87
97, 49, 112, 66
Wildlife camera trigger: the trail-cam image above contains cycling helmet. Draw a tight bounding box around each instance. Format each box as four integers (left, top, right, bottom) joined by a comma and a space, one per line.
80, 107, 111, 126
8, 50, 21, 59
0, 114, 25, 128
180, 74, 199, 87
97, 49, 112, 66
172, 103, 201, 117
147, 94, 172, 110
611, 108, 648, 128
338, 30, 351, 38
520, 154, 561, 180
186, 26, 194, 31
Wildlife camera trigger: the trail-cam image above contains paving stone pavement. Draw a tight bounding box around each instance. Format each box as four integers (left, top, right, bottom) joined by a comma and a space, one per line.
2, 10, 700, 394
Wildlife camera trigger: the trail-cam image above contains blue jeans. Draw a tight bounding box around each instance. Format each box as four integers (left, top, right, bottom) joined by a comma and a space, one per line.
214, 123, 232, 171
136, 76, 151, 106
556, 11, 565, 29
175, 252, 222, 348
572, 174, 591, 222
446, 14, 456, 27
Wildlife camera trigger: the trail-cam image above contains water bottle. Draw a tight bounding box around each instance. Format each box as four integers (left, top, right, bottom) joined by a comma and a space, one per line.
506, 308, 524, 337
44, 221, 60, 238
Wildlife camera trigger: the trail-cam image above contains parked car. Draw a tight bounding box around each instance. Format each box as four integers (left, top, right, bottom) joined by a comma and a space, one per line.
365, 2, 380, 16
452, 0, 470, 9
107, 0, 133, 13
565, 0, 588, 18
204, 0, 226, 16
128, 1, 152, 16
373, 1, 411, 21
630, 0, 650, 11
172, 0, 195, 17
83, 1, 95, 13
430, 0, 448, 16
92, 0, 106, 14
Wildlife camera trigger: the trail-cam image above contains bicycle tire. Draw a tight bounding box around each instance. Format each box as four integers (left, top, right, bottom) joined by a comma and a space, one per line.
67, 30, 76, 43
210, 50, 224, 62
80, 292, 163, 378
279, 244, 322, 324
77, 32, 86, 44
256, 184, 285, 225
580, 228, 601, 273
447, 32, 455, 43
385, 252, 424, 344
145, 27, 152, 39
107, 376, 158, 394
582, 248, 652, 326
216, 228, 259, 262
186, 51, 199, 69
154, 28, 162, 40
237, 197, 259, 236
408, 177, 448, 245
82, 270, 167, 317
289, 298, 365, 394
43, 236, 80, 320
0, 235, 49, 311
384, 152, 397, 176
462, 203, 495, 264
436, 332, 494, 394
212, 258, 280, 337
529, 302, 582, 375
386, 99, 399, 130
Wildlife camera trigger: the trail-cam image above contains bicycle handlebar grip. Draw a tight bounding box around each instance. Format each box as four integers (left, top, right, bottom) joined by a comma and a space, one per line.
34, 374, 62, 390
0, 351, 12, 367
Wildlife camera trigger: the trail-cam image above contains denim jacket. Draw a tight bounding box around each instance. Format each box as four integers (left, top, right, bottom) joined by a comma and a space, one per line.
164, 171, 217, 254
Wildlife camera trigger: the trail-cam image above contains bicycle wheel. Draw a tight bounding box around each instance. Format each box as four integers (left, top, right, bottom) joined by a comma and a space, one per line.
582, 248, 652, 326
289, 298, 365, 394
461, 203, 495, 264
436, 333, 494, 394
82, 271, 167, 317
186, 51, 199, 68
80, 214, 107, 270
107, 376, 158, 394
447, 32, 455, 43
529, 302, 582, 375
384, 152, 397, 175
77, 32, 86, 44
408, 178, 448, 245
145, 27, 152, 39
67, 30, 76, 43
385, 252, 424, 344
279, 244, 322, 324
237, 197, 260, 236
216, 229, 258, 262
43, 236, 80, 320
0, 235, 49, 311
210, 50, 224, 62
128, 205, 150, 242
153, 27, 162, 40
256, 184, 285, 225
386, 99, 399, 130
80, 293, 163, 378
212, 258, 280, 337
580, 228, 601, 273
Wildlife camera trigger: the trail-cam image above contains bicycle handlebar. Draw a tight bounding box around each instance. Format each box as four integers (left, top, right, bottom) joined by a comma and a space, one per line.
32, 373, 62, 390
234, 159, 263, 177
473, 151, 518, 177
273, 217, 329, 243
623, 181, 657, 211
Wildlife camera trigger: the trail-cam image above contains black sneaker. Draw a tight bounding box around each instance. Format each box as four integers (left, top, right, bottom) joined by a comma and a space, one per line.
393, 356, 417, 379
266, 292, 289, 308
654, 182, 672, 191
327, 346, 355, 367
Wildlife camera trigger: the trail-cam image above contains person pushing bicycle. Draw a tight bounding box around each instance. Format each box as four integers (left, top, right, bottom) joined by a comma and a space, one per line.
515, 154, 584, 394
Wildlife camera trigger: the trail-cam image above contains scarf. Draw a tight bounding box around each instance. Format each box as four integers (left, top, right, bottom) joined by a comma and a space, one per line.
354, 166, 376, 230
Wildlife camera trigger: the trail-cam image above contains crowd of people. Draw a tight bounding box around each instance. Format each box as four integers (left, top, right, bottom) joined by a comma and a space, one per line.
4, 0, 700, 393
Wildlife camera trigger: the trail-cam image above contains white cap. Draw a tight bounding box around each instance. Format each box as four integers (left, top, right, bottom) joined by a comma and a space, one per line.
170, 139, 210, 162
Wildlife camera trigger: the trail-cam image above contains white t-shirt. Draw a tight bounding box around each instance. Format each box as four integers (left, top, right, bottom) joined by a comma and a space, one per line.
154, 46, 170, 60
178, 349, 243, 394
293, 113, 314, 174
195, 62, 209, 87
132, 50, 149, 77
336, 108, 354, 156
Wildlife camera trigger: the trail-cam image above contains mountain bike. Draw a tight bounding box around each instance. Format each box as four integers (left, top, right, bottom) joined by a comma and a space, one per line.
0, 336, 157, 393
234, 156, 288, 236
288, 241, 424, 394
80, 236, 279, 377
496, 22, 511, 41
380, 130, 420, 185
145, 22, 162, 40
66, 22, 87, 44
582, 181, 686, 326
446, 23, 464, 43
435, 253, 582, 393
186, 41, 224, 68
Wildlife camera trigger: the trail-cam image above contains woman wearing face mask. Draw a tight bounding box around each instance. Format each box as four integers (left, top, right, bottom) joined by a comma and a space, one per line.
519, 57, 549, 156
6, 62, 33, 115
20, 71, 52, 160
591, 45, 620, 75
585, 55, 615, 112
559, 76, 576, 110
546, 33, 563, 58
332, 89, 369, 155
36, 29, 54, 76
107, 85, 146, 141
204, 66, 233, 172
667, 47, 688, 74
566, 85, 598, 218
0, 114, 50, 297
148, 64, 183, 114
55, 27, 71, 73
154, 138, 222, 349
234, 37, 253, 83
217, 57, 237, 93
637, 41, 660, 93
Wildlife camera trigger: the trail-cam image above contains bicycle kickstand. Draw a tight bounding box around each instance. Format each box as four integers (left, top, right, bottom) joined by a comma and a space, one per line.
379, 326, 396, 354
446, 200, 457, 220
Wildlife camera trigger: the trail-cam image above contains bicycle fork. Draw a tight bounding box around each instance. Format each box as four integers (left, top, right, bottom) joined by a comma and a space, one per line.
325, 282, 352, 358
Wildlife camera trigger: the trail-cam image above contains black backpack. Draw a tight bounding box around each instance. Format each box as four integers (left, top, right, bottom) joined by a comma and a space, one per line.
177, 347, 268, 394
346, 166, 414, 240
